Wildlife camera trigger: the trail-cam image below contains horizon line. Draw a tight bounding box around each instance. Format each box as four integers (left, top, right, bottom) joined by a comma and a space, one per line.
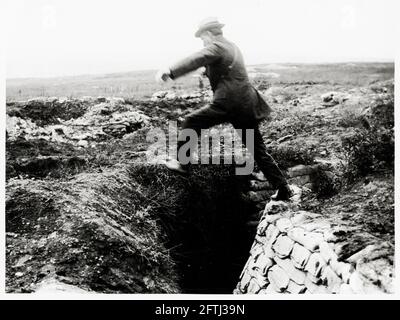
6, 60, 394, 81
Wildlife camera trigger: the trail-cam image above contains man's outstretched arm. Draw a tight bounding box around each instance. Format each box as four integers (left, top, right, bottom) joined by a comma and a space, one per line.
156, 43, 221, 82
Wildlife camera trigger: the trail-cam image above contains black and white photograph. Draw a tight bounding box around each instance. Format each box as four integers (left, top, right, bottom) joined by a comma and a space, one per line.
1, 0, 398, 300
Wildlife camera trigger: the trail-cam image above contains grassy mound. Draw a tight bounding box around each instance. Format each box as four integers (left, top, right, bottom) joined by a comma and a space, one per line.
6, 166, 179, 293
341, 97, 394, 185
7, 99, 89, 126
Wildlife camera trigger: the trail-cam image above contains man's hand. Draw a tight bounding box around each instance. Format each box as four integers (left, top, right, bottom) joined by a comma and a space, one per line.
155, 68, 171, 83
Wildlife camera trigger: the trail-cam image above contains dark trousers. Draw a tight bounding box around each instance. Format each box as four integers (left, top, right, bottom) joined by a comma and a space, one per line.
177, 103, 288, 189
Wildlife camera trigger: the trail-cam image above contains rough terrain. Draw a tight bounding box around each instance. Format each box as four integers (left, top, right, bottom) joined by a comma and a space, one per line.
6, 63, 394, 293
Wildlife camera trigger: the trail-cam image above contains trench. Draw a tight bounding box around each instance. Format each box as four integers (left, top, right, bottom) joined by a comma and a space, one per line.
152, 165, 260, 294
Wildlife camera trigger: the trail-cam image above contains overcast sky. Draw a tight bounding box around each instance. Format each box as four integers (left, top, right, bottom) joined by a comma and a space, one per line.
5, 0, 398, 78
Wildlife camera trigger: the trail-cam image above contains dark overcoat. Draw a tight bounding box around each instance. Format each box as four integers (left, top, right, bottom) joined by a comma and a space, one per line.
169, 36, 272, 123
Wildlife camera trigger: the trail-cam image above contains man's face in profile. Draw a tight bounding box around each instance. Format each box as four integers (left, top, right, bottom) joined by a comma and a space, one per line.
199, 31, 213, 47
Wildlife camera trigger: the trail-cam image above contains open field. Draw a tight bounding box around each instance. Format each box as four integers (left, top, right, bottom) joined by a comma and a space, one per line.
6, 62, 394, 100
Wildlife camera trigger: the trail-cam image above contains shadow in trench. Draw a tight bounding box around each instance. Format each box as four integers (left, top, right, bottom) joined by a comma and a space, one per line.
167, 169, 257, 294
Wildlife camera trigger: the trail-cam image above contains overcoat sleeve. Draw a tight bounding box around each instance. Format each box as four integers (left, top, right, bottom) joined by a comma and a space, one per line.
169, 43, 221, 79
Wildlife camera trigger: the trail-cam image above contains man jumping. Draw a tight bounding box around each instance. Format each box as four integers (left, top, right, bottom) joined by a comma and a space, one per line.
156, 17, 294, 201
